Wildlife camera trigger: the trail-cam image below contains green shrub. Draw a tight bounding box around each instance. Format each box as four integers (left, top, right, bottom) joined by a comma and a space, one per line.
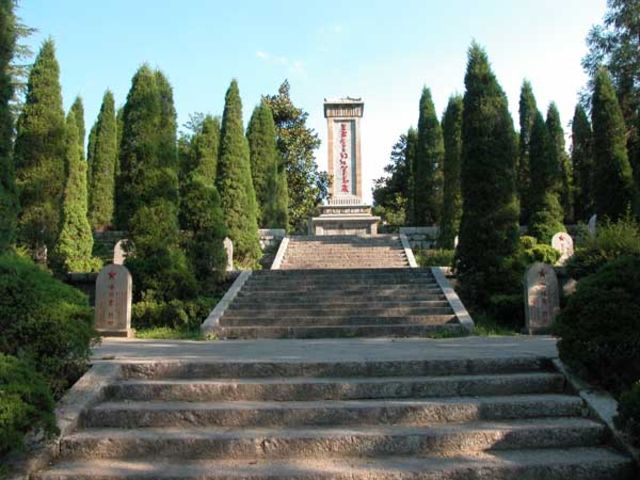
555, 255, 640, 393
0, 253, 96, 398
416, 249, 455, 267
528, 193, 566, 244
132, 295, 216, 331
615, 381, 640, 446
566, 215, 640, 279
0, 354, 57, 456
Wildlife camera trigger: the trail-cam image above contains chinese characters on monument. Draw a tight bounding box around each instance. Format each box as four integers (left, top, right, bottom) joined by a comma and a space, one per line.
335, 121, 353, 194
95, 264, 132, 337
524, 262, 560, 334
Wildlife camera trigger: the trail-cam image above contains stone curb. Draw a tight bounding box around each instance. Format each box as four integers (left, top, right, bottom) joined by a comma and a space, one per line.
6, 362, 122, 480
430, 267, 475, 332
399, 234, 417, 268
270, 236, 289, 270
552, 358, 640, 469
200, 271, 253, 337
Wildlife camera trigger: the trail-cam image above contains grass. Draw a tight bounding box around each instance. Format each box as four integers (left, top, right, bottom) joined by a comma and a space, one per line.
134, 326, 204, 340
472, 313, 521, 336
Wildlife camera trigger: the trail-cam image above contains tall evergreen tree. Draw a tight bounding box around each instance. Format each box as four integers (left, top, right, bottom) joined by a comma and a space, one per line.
247, 100, 280, 227
70, 96, 85, 160
372, 133, 410, 225
405, 127, 418, 224
154, 70, 178, 173
189, 114, 219, 181
86, 122, 96, 186
591, 67, 635, 220
53, 111, 95, 272
528, 111, 565, 242
571, 104, 594, 221
518, 80, 537, 223
216, 80, 261, 264
14, 39, 66, 262
270, 154, 289, 229
88, 90, 117, 231
0, 0, 18, 251
413, 87, 444, 226
546, 103, 574, 222
455, 43, 519, 308
439, 95, 463, 248
263, 81, 326, 232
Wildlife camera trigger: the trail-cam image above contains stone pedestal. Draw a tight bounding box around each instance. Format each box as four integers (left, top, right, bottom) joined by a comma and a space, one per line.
309, 195, 380, 236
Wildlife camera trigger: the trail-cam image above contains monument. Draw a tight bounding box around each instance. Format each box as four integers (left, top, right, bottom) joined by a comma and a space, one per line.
524, 262, 560, 334
309, 97, 380, 235
551, 232, 574, 265
95, 264, 133, 337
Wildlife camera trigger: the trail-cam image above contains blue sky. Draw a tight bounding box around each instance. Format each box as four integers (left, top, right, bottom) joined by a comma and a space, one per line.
19, 0, 607, 202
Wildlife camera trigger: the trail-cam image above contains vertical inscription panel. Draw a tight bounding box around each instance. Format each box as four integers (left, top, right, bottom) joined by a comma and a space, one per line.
333, 119, 356, 196
95, 264, 132, 336
524, 262, 560, 334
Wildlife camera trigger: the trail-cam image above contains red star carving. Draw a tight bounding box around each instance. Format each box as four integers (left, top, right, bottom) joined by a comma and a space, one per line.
538, 269, 546, 278
108, 270, 117, 279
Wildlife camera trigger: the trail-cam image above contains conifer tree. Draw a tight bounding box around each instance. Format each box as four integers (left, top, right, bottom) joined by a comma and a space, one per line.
53, 111, 95, 272
188, 114, 219, 181
592, 68, 635, 220
216, 80, 261, 265
14, 39, 66, 262
456, 43, 519, 308
439, 95, 463, 248
88, 90, 117, 231
546, 103, 574, 222
571, 104, 594, 221
0, 0, 18, 251
86, 122, 96, 187
413, 87, 444, 226
70, 96, 85, 160
518, 80, 537, 223
405, 127, 418, 224
528, 111, 565, 242
247, 100, 280, 227
270, 156, 289, 229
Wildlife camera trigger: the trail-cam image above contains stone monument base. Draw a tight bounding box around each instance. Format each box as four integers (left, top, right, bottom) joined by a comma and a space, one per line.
309, 197, 380, 236
96, 328, 134, 338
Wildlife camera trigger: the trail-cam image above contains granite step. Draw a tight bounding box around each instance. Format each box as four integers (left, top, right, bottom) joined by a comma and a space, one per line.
83, 395, 586, 429
219, 315, 456, 328
61, 418, 606, 460
104, 372, 566, 402
240, 281, 439, 291
227, 299, 449, 310
34, 448, 635, 480
234, 291, 445, 302
222, 306, 454, 319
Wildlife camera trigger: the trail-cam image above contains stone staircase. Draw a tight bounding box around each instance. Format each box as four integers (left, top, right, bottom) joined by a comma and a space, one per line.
215, 267, 466, 339
280, 235, 409, 269
34, 356, 635, 479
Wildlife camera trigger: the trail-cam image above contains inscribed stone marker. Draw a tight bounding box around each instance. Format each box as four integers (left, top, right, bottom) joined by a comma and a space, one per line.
223, 237, 233, 271
588, 214, 597, 237
524, 262, 560, 334
551, 232, 574, 265
113, 239, 128, 265
95, 264, 132, 337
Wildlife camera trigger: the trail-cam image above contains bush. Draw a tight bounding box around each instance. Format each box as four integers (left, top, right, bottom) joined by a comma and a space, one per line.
132, 295, 216, 331
0, 253, 96, 398
555, 255, 640, 393
615, 381, 640, 446
527, 192, 566, 244
0, 354, 57, 456
416, 249, 455, 267
566, 215, 640, 279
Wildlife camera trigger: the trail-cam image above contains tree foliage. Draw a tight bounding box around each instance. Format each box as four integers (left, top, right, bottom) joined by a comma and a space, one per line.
0, 0, 18, 251
439, 95, 463, 248
413, 87, 444, 226
70, 96, 85, 160
518, 80, 537, 223
88, 90, 117, 231
592, 67, 635, 220
546, 103, 573, 222
216, 79, 261, 265
53, 111, 97, 272
455, 43, 519, 308
372, 132, 412, 225
14, 39, 66, 263
571, 104, 594, 221
263, 81, 326, 233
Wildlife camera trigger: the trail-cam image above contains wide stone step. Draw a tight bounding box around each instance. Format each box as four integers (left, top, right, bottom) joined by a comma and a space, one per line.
61, 418, 606, 460
35, 448, 635, 479
239, 283, 440, 294
235, 291, 445, 303
222, 306, 454, 319
254, 267, 426, 275
84, 395, 584, 429
104, 372, 566, 402
219, 315, 456, 328
228, 299, 449, 310
216, 323, 465, 339
281, 262, 409, 268
120, 357, 554, 380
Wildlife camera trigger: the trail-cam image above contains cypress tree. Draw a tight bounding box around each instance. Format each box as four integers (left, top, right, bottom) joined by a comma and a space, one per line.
189, 114, 219, 181
0, 0, 18, 251
14, 39, 66, 262
591, 67, 635, 220
413, 87, 444, 226
270, 155, 289, 229
455, 43, 519, 308
70, 96, 85, 160
439, 95, 463, 249
53, 111, 95, 272
528, 111, 565, 242
571, 105, 594, 221
247, 100, 279, 227
405, 127, 418, 225
115, 106, 123, 177
88, 90, 117, 231
518, 80, 537, 223
546, 103, 573, 222
216, 80, 261, 265
86, 122, 96, 187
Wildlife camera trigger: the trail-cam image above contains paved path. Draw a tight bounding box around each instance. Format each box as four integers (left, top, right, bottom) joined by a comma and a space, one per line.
92, 336, 558, 363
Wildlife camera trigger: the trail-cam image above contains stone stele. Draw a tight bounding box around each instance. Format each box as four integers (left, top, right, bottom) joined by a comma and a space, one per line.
524, 262, 560, 334
113, 239, 128, 265
223, 237, 233, 271
588, 214, 597, 237
551, 232, 574, 265
95, 264, 132, 337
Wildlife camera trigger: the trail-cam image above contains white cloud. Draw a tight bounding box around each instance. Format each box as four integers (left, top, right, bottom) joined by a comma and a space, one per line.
255, 50, 306, 77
